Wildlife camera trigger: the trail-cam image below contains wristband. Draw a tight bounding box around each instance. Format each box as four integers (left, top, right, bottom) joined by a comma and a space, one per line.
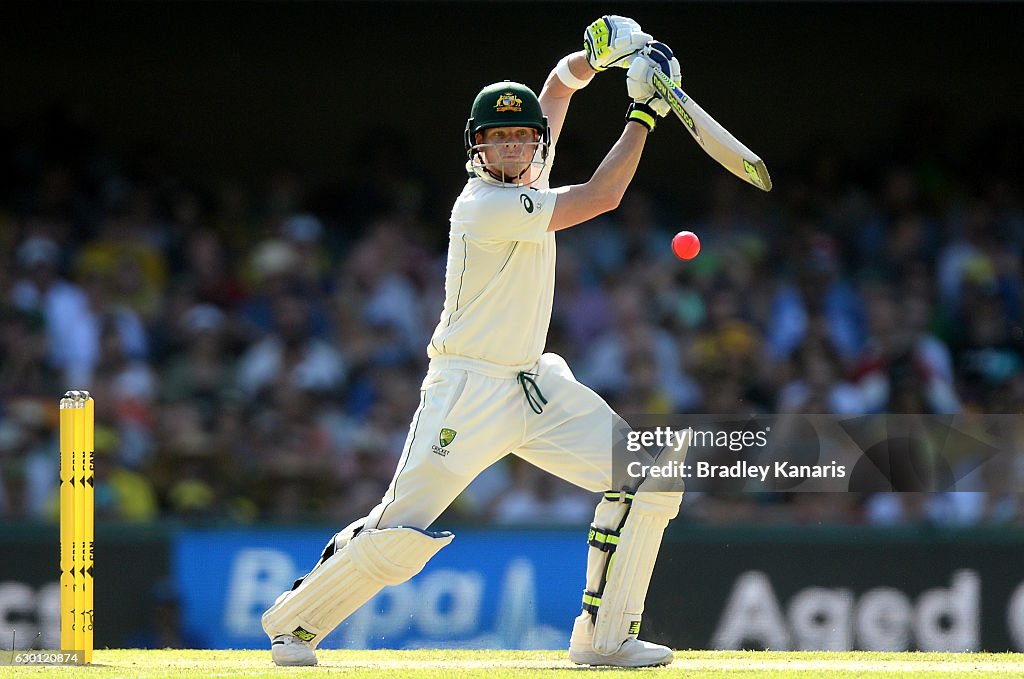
626, 102, 656, 132
555, 54, 595, 90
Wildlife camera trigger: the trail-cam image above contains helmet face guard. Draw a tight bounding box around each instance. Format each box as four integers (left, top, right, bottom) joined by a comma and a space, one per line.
465, 136, 550, 187
464, 82, 551, 186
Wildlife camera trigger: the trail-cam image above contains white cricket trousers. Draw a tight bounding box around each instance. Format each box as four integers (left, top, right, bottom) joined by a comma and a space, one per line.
364, 352, 617, 530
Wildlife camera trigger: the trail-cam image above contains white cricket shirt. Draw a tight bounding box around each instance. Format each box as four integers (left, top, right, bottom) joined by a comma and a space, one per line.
428, 159, 559, 369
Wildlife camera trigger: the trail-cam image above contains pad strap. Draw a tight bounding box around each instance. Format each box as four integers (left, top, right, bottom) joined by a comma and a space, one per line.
588, 525, 620, 552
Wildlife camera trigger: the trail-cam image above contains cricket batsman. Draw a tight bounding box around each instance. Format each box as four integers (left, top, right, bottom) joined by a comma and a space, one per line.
262, 16, 686, 667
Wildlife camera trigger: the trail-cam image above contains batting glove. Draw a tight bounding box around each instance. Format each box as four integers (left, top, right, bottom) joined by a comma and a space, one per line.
626, 41, 681, 118
584, 15, 653, 71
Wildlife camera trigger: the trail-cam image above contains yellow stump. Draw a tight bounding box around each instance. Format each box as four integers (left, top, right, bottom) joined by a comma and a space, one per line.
83, 396, 94, 662
59, 391, 94, 663
58, 398, 74, 653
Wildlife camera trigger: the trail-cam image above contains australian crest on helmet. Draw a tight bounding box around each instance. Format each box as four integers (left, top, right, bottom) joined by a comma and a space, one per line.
494, 92, 523, 113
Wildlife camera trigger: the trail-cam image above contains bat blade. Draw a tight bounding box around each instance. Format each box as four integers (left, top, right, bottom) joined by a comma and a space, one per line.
651, 68, 772, 192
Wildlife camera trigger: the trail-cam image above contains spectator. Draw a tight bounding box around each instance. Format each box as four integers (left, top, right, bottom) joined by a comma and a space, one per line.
238, 238, 331, 340
235, 291, 346, 400
578, 282, 700, 412
765, 232, 867, 365
161, 304, 237, 425
10, 235, 91, 385
851, 282, 961, 414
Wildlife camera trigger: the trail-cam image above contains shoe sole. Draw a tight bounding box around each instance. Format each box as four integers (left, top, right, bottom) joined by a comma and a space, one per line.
569, 650, 673, 667
273, 659, 318, 667
272, 644, 318, 666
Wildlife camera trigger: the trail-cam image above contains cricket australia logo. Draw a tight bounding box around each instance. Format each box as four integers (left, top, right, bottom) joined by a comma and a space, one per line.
432, 428, 457, 456
494, 93, 522, 112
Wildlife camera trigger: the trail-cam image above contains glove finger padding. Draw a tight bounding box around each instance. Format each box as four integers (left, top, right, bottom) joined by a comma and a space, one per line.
646, 41, 681, 83
584, 15, 653, 71
626, 58, 671, 117
626, 58, 656, 101
626, 42, 681, 118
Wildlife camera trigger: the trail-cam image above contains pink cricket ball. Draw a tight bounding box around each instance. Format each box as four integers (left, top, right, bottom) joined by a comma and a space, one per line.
672, 231, 701, 260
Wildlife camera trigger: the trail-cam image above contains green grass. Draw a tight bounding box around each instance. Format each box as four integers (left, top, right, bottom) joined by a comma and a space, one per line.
4, 649, 1024, 678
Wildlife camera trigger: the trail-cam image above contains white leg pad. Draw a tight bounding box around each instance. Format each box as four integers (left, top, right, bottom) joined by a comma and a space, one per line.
592, 491, 681, 654
262, 526, 453, 647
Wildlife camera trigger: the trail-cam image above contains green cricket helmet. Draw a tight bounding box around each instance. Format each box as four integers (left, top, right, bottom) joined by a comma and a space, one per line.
464, 81, 551, 185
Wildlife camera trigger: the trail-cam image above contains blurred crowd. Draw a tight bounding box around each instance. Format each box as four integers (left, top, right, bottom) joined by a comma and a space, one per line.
2, 105, 1023, 528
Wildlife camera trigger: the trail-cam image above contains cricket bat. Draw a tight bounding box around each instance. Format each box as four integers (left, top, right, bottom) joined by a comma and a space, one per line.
650, 68, 772, 192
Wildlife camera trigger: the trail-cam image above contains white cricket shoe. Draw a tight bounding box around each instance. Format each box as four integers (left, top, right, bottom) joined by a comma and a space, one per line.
271, 634, 318, 666
568, 613, 673, 667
